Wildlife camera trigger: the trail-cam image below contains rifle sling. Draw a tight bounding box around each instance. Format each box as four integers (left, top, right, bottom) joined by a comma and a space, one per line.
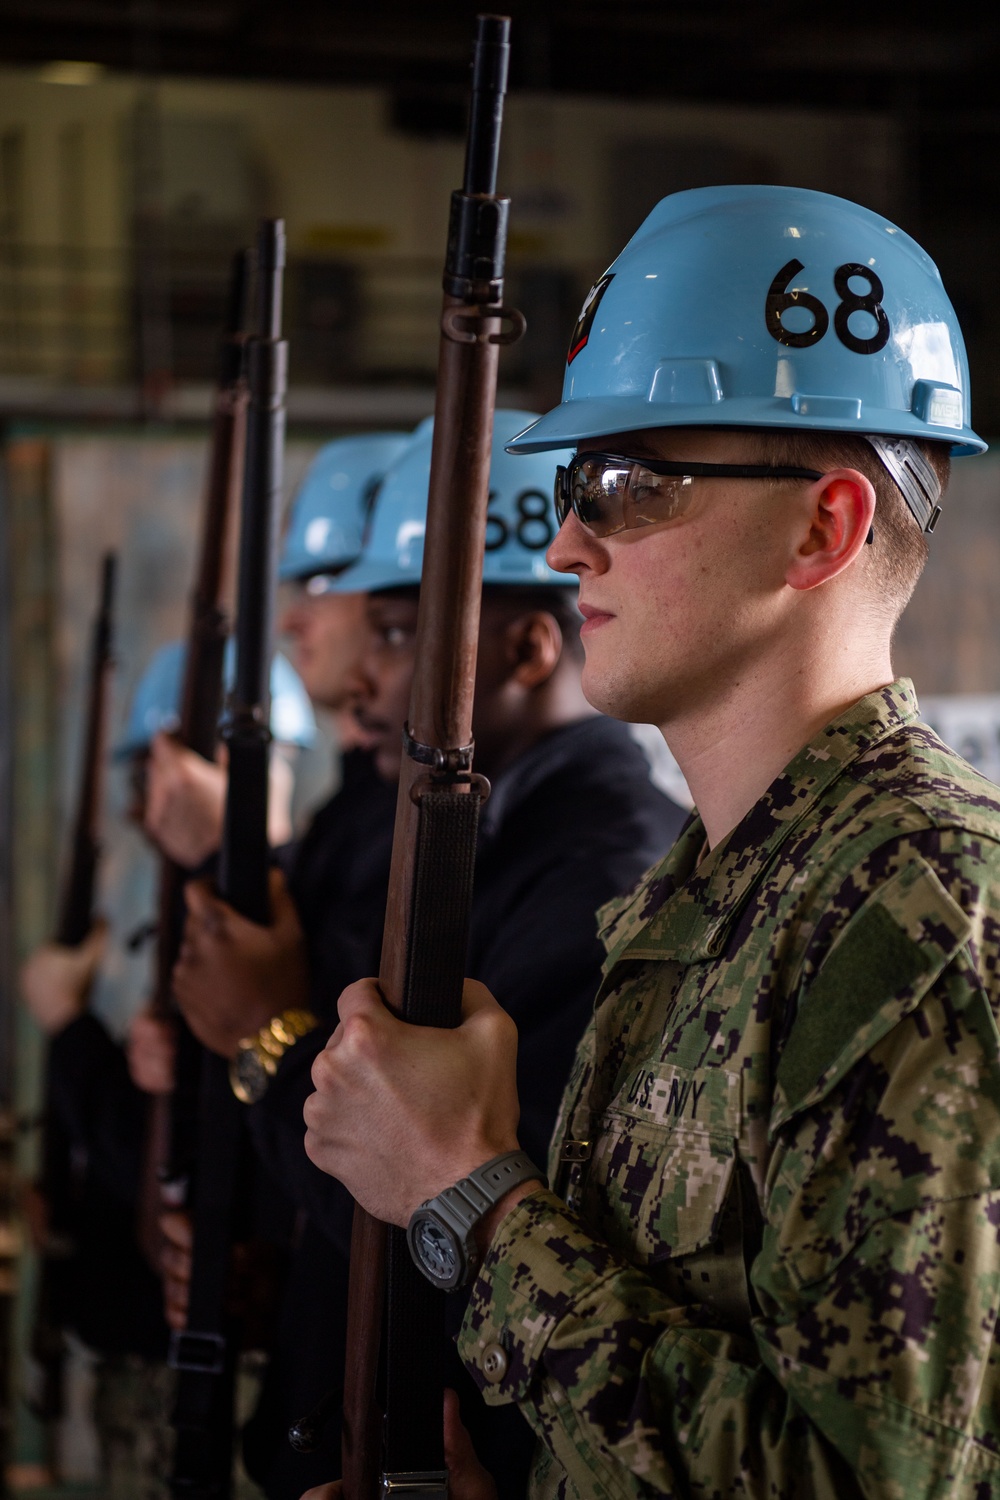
383, 781, 482, 1479
169, 1051, 245, 1498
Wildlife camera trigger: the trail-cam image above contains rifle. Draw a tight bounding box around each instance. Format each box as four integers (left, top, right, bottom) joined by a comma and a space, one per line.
137, 249, 250, 1268
57, 554, 117, 948
30, 552, 116, 1425
342, 17, 520, 1496
169, 220, 286, 1500
0, 435, 15, 1482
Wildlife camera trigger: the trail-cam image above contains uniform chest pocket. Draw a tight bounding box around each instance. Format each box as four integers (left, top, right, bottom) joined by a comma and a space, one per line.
582, 1062, 742, 1266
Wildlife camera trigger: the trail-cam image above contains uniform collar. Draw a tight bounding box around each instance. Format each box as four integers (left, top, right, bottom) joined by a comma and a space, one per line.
600, 679, 920, 968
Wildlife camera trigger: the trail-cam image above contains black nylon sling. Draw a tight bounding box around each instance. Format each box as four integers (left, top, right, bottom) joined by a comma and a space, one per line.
169, 1054, 245, 1498
382, 783, 482, 1476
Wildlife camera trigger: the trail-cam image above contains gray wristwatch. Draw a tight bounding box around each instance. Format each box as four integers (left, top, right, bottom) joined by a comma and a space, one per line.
406, 1150, 545, 1291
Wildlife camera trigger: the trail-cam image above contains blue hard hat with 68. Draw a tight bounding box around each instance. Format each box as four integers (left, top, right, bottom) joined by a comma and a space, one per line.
508, 185, 984, 459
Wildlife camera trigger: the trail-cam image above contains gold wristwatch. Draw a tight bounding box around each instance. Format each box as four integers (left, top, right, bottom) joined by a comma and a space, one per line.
229, 1008, 319, 1104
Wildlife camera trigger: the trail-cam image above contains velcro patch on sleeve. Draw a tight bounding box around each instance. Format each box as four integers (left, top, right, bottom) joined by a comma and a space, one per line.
773, 857, 971, 1127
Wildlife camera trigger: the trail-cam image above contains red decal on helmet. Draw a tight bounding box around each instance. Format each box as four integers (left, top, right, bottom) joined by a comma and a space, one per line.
567, 274, 614, 364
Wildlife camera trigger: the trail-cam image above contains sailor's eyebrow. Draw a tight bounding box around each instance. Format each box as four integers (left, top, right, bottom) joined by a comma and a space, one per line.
584, 433, 712, 463
606, 444, 690, 463
584, 440, 661, 460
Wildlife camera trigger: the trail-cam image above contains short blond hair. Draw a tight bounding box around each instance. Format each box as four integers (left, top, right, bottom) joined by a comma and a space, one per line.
746, 429, 950, 613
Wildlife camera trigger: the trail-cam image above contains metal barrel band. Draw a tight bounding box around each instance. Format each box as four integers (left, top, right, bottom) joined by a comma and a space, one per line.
402, 722, 474, 773
440, 303, 525, 347
222, 700, 272, 731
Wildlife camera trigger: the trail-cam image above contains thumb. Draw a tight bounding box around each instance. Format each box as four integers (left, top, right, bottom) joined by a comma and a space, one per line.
82, 918, 109, 962
443, 1388, 497, 1499
269, 866, 304, 936
460, 978, 501, 1020
159, 1210, 193, 1250
184, 877, 226, 923
150, 730, 181, 766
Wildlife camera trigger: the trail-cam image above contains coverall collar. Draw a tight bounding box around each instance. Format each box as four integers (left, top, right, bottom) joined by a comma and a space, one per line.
600, 678, 921, 968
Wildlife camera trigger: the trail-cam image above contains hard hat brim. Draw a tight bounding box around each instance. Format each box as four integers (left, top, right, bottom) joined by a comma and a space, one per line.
277, 559, 359, 584
505, 398, 988, 459
324, 557, 417, 594
326, 555, 578, 595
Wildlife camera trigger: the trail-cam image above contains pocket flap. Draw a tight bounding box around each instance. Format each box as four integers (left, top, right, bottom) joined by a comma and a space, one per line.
771, 857, 972, 1135
585, 1063, 741, 1265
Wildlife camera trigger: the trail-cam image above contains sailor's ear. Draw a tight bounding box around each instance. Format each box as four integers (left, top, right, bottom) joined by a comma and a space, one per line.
504, 610, 562, 688
785, 469, 876, 591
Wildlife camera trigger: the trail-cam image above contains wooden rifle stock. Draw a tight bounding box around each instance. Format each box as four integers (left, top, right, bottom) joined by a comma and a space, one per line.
31, 552, 116, 1425
138, 249, 249, 1267
342, 17, 519, 1497
169, 221, 285, 1500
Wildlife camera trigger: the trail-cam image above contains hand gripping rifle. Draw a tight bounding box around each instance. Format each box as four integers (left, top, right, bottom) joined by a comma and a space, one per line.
137, 249, 250, 1267
169, 220, 286, 1500
31, 552, 116, 1423
341, 18, 521, 1498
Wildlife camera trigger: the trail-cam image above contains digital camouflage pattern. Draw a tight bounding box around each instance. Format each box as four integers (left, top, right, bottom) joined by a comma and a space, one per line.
459, 680, 1000, 1498
92, 1354, 266, 1499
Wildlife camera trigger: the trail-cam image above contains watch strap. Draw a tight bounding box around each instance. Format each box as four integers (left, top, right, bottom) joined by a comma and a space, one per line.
229, 1007, 319, 1103
407, 1150, 545, 1289
436, 1150, 546, 1232
468, 1149, 547, 1204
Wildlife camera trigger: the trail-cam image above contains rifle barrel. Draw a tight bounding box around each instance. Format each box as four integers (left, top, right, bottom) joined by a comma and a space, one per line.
463, 14, 510, 196
139, 248, 248, 1270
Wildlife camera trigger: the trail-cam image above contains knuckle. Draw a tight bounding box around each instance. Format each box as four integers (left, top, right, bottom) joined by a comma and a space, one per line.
310, 1048, 335, 1092
340, 1012, 376, 1056
302, 1126, 327, 1170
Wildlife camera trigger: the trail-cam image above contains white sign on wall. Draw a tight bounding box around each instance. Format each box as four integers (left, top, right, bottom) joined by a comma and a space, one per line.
919, 695, 1000, 787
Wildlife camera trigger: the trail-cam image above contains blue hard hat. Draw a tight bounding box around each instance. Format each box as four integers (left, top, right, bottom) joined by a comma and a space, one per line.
507, 185, 985, 458
331, 411, 577, 594
114, 640, 317, 759
279, 432, 412, 581
267, 651, 317, 747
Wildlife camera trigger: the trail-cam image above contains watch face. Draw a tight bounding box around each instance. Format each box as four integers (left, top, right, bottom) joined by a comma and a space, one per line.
412, 1215, 460, 1287
231, 1048, 267, 1105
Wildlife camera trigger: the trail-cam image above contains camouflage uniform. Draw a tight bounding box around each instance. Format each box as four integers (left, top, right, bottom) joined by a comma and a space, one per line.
459, 680, 1000, 1498
93, 1354, 266, 1499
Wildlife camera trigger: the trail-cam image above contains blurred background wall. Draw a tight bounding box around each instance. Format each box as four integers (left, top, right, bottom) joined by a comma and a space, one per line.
0, 67, 906, 412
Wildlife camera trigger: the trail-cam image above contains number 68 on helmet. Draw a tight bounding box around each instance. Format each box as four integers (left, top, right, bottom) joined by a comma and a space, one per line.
506, 184, 985, 459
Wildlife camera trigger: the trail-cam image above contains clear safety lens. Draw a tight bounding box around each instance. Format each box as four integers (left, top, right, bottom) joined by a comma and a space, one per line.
555, 455, 697, 538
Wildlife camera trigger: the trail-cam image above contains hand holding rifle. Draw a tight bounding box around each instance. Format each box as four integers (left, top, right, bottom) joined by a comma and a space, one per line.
20, 922, 108, 1036
298, 1392, 498, 1500
304, 978, 527, 1228
173, 866, 309, 1058
144, 731, 227, 867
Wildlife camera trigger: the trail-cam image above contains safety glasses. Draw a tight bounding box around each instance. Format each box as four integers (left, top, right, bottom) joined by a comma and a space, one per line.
553, 452, 824, 538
